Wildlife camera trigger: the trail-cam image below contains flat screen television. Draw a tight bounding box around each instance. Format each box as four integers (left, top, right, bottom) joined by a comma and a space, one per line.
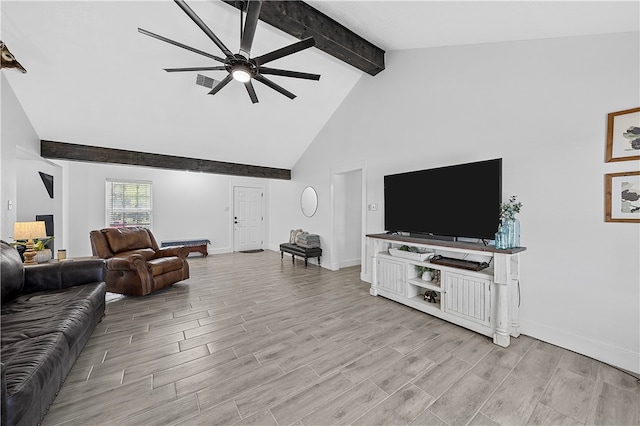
384, 158, 502, 241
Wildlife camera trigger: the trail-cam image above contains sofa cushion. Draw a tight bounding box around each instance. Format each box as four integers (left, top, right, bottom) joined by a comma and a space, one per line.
147, 257, 184, 276
1, 332, 70, 426
1, 283, 106, 350
1, 242, 24, 304
103, 228, 153, 253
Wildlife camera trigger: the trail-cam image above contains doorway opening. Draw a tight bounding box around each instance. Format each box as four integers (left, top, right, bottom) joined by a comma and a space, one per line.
331, 163, 366, 271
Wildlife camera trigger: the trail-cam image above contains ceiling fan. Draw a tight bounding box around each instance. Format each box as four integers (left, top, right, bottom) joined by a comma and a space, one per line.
139, 0, 321, 103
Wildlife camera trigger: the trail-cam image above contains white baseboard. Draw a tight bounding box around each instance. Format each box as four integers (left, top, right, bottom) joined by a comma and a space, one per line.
186, 247, 232, 257
520, 318, 640, 375
208, 247, 232, 255
338, 258, 361, 268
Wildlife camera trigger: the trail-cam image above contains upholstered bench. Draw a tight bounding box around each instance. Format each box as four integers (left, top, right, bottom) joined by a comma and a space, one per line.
161, 239, 210, 257
279, 243, 322, 268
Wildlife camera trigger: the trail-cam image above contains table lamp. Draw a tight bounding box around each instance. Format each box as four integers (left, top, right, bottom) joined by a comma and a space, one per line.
14, 221, 47, 265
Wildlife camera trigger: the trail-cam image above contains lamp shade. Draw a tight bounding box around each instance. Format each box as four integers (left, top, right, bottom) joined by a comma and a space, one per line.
14, 221, 47, 241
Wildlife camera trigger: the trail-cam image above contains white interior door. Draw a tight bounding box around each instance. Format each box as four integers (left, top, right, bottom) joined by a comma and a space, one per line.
233, 186, 263, 252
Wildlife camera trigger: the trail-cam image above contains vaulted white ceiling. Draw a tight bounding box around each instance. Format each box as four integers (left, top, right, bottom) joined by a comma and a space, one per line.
2, 1, 638, 170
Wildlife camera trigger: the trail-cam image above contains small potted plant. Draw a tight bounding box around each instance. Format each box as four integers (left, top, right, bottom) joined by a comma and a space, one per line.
13, 237, 54, 263
416, 265, 437, 282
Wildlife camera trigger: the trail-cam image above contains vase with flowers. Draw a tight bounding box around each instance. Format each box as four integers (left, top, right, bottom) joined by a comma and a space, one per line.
496, 196, 522, 249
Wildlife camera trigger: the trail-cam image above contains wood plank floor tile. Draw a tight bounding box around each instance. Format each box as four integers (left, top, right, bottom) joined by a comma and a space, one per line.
122, 344, 210, 384
558, 350, 600, 380
409, 409, 449, 426
590, 380, 640, 425
340, 345, 404, 384
174, 399, 240, 426
233, 408, 279, 426
120, 394, 199, 425
152, 347, 237, 388
539, 367, 595, 423
195, 362, 284, 408
309, 341, 373, 377
300, 379, 387, 426
234, 365, 319, 418
512, 346, 563, 387
178, 324, 246, 351
597, 362, 640, 395
43, 377, 164, 425
470, 346, 524, 384
468, 412, 500, 426
89, 341, 181, 380
235, 329, 302, 358
173, 354, 261, 396
360, 323, 414, 350
370, 352, 435, 395
41, 252, 638, 425
276, 337, 342, 373
526, 402, 582, 425
253, 333, 318, 364
451, 334, 494, 365
412, 354, 472, 399
182, 316, 244, 339
269, 372, 355, 425
480, 371, 549, 425
388, 326, 439, 355
429, 372, 496, 426
411, 331, 467, 364
352, 382, 434, 425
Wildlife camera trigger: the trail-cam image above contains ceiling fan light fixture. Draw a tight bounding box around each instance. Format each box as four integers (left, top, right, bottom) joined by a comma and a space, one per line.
231, 65, 251, 82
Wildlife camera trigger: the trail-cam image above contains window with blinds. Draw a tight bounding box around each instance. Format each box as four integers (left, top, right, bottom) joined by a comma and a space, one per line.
105, 180, 152, 228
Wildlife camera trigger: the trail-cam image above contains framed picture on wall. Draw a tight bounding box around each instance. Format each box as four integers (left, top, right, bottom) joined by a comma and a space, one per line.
606, 107, 640, 162
605, 171, 640, 223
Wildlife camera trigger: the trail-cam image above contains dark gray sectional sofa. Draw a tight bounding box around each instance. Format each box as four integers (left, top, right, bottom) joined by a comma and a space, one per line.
1, 241, 106, 426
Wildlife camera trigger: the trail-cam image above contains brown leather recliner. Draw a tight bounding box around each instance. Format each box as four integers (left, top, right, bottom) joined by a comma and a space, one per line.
89, 227, 189, 296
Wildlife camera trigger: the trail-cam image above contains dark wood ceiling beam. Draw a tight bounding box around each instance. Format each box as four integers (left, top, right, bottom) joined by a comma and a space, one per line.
40, 140, 291, 180
222, 0, 385, 76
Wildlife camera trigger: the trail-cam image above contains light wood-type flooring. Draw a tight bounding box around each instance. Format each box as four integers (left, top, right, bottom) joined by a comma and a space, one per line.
44, 251, 640, 425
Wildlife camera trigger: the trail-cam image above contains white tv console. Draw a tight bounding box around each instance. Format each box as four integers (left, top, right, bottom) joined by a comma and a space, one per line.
367, 234, 526, 347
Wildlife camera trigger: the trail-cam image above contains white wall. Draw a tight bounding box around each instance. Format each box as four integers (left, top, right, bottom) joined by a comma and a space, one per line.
15, 153, 62, 249
269, 32, 640, 373
1, 74, 43, 241
58, 160, 269, 258
268, 178, 326, 254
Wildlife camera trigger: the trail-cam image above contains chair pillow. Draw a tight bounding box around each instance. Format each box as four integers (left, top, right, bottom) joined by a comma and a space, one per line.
289, 229, 303, 244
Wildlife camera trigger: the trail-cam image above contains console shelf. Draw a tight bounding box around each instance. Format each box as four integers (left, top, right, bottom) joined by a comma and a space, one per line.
367, 233, 525, 347
407, 277, 441, 292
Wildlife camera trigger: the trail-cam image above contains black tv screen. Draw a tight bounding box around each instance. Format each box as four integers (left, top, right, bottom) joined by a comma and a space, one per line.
384, 158, 502, 240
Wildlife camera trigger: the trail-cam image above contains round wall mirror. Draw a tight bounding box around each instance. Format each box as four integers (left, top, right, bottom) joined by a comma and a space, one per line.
301, 186, 318, 217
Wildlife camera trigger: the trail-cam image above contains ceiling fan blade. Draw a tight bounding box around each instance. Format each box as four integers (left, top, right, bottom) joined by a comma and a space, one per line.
259, 67, 320, 81
164, 66, 227, 72
254, 74, 296, 99
138, 28, 226, 63
240, 0, 262, 57
208, 74, 233, 95
174, 0, 234, 58
244, 80, 259, 104
253, 37, 315, 66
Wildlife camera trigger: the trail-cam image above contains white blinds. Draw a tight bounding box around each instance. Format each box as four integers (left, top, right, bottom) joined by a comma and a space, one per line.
105, 180, 152, 228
